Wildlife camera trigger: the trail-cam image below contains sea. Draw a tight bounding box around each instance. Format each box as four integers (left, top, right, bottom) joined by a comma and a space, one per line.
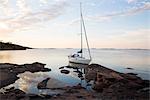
0, 48, 150, 94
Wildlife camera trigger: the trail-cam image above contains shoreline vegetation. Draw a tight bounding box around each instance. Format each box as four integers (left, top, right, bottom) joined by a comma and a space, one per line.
0, 62, 149, 100
0, 42, 32, 50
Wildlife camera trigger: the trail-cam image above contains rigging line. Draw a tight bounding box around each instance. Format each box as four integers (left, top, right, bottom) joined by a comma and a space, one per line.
80, 2, 83, 57
81, 8, 92, 60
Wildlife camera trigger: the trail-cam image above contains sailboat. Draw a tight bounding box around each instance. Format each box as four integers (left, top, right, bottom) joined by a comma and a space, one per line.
68, 3, 92, 65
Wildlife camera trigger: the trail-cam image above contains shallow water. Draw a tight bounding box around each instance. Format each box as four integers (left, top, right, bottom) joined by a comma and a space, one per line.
0, 48, 150, 94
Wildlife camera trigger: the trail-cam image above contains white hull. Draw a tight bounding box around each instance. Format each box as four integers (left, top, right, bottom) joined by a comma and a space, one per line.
68, 56, 91, 65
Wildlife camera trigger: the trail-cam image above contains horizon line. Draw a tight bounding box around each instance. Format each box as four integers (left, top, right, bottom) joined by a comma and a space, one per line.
33, 47, 150, 50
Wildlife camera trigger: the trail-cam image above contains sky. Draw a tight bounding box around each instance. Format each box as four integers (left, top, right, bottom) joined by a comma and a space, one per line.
0, 0, 149, 49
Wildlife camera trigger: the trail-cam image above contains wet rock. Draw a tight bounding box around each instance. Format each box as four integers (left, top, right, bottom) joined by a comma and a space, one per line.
73, 70, 83, 74
40, 94, 52, 98
65, 88, 78, 93
5, 89, 26, 95
0, 89, 27, 100
126, 67, 134, 70
84, 70, 97, 81
141, 80, 150, 87
78, 73, 83, 78
59, 66, 64, 69
49, 85, 96, 100
37, 78, 50, 89
105, 78, 116, 82
76, 95, 84, 99
127, 73, 138, 75
28, 94, 46, 99
66, 66, 77, 69
5, 87, 15, 91
23, 62, 51, 73
40, 68, 51, 72
73, 83, 84, 89
60, 69, 70, 74
86, 83, 92, 86
0, 70, 19, 88
80, 77, 84, 80
122, 73, 143, 84
85, 63, 150, 99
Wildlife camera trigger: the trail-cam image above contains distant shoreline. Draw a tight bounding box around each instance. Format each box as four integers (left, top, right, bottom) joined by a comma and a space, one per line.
0, 42, 32, 50
0, 41, 149, 51
30, 48, 150, 50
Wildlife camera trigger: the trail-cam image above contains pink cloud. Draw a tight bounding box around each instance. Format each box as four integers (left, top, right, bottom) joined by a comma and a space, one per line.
88, 2, 150, 22
0, 0, 68, 36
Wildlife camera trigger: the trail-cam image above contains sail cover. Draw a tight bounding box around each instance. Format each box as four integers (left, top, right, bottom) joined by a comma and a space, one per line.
77, 49, 82, 53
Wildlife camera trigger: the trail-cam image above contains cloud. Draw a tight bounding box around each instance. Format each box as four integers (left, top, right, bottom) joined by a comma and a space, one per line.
127, 0, 138, 3
88, 2, 150, 22
69, 1, 150, 25
0, 0, 14, 16
0, 22, 14, 36
16, 0, 31, 16
40, 0, 48, 4
0, 0, 68, 35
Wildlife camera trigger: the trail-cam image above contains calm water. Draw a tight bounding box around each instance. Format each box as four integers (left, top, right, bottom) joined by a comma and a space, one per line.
0, 48, 150, 94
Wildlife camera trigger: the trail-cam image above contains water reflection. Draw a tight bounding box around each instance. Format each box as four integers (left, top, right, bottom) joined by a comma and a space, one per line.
0, 52, 12, 62
65, 63, 92, 90
12, 72, 66, 94
16, 72, 49, 93
68, 62, 88, 69
1, 63, 92, 94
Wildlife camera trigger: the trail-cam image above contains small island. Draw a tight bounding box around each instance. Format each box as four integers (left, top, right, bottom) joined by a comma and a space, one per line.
0, 41, 31, 50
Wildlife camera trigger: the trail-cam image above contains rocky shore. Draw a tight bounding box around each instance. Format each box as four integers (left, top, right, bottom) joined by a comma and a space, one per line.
0, 42, 31, 50
85, 64, 150, 100
0, 62, 51, 88
0, 84, 96, 100
0, 63, 149, 100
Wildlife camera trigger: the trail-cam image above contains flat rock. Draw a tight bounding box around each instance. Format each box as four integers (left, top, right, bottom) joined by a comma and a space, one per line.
37, 78, 50, 89
127, 73, 138, 75
60, 69, 70, 74
0, 70, 18, 88
126, 67, 134, 70
59, 66, 64, 69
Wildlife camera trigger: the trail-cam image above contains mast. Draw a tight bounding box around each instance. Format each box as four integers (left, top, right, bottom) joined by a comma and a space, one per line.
80, 3, 83, 57
80, 3, 92, 60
